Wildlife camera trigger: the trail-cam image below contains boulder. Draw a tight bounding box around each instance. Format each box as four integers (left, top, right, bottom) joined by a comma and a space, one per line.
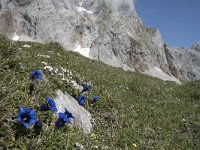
54, 90, 92, 133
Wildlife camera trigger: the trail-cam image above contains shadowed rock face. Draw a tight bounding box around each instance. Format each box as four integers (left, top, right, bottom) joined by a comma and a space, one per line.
166, 47, 200, 81
0, 0, 199, 82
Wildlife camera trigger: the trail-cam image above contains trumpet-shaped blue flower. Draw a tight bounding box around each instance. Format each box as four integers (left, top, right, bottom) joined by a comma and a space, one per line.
32, 70, 42, 80
76, 95, 86, 106
47, 98, 57, 113
64, 108, 75, 119
82, 84, 91, 93
40, 98, 57, 113
16, 107, 37, 128
40, 104, 49, 111
92, 96, 100, 104
56, 113, 70, 128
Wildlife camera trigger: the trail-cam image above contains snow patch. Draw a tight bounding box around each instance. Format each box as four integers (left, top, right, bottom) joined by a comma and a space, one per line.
12, 33, 20, 41
73, 45, 91, 58
76, 6, 93, 14
144, 67, 181, 84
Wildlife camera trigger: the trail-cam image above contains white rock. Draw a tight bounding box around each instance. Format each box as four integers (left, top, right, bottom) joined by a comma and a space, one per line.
54, 90, 92, 133
22, 44, 31, 48
38, 54, 50, 58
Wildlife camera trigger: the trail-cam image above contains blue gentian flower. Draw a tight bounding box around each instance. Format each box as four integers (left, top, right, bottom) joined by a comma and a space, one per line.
16, 107, 37, 128
64, 108, 75, 119
40, 104, 49, 111
47, 98, 57, 113
40, 98, 57, 113
32, 70, 42, 80
92, 96, 100, 104
82, 84, 91, 93
76, 95, 86, 106
56, 113, 70, 128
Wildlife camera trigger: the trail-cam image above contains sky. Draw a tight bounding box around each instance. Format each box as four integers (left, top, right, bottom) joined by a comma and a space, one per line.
135, 0, 200, 48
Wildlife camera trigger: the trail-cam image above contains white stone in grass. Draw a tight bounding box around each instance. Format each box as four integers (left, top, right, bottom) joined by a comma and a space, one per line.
38, 54, 50, 58
54, 90, 92, 133
22, 44, 31, 48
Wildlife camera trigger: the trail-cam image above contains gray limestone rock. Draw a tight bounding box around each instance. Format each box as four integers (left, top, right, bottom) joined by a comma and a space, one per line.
54, 90, 92, 133
192, 42, 200, 53
167, 47, 200, 81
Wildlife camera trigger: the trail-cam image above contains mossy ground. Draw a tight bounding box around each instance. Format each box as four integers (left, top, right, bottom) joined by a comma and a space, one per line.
0, 35, 200, 149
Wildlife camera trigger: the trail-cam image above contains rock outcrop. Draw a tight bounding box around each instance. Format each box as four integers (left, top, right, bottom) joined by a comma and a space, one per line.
192, 42, 200, 52
0, 0, 199, 82
166, 47, 200, 81
54, 90, 92, 133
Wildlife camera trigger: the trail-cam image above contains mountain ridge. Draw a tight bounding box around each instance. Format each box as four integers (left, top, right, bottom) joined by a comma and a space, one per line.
0, 0, 199, 82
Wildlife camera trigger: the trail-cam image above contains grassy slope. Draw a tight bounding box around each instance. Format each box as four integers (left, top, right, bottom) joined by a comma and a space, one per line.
0, 35, 200, 149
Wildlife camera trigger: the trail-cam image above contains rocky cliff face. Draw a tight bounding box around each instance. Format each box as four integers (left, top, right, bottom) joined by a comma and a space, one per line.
0, 0, 199, 82
192, 42, 200, 52
167, 46, 200, 81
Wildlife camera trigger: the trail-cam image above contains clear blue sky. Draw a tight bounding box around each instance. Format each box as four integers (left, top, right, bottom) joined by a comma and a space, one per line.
135, 0, 200, 48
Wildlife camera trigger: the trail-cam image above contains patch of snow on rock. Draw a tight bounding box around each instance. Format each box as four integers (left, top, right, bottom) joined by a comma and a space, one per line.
73, 45, 91, 58
54, 90, 92, 133
12, 33, 20, 41
76, 6, 93, 14
144, 67, 181, 84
